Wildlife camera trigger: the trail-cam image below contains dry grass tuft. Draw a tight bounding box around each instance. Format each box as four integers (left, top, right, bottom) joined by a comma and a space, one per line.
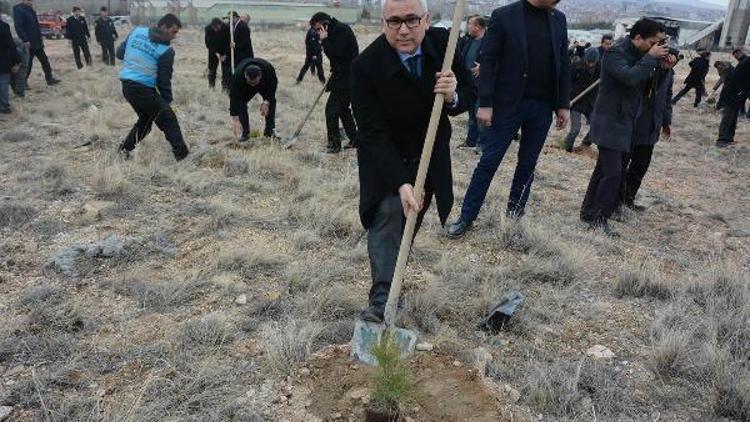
3, 129, 32, 143
177, 312, 236, 350
110, 274, 209, 312
262, 319, 322, 376
0, 202, 37, 228
216, 247, 285, 279
615, 262, 673, 300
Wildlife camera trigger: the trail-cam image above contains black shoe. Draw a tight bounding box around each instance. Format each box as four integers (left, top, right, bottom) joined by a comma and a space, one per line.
238, 134, 250, 142
326, 147, 341, 154
716, 141, 732, 148
360, 305, 384, 323
47, 78, 61, 86
585, 221, 620, 238
118, 149, 132, 160
447, 219, 472, 238
295, 79, 301, 85
626, 203, 647, 212
343, 141, 357, 150
457, 142, 472, 149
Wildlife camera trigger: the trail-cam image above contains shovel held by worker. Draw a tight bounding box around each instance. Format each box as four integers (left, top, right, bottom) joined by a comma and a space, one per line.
283, 82, 328, 149
350, 0, 467, 366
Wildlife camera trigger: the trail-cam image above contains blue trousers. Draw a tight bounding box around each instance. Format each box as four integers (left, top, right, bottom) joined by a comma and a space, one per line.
460, 99, 553, 221
466, 101, 486, 148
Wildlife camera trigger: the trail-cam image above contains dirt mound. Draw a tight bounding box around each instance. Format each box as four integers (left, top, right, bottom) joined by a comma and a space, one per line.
273, 345, 531, 422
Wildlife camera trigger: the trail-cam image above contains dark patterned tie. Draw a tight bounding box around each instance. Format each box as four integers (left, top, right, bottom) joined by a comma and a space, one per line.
406, 55, 421, 79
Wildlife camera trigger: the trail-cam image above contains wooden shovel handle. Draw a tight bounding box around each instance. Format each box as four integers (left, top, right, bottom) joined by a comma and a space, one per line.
383, 0, 467, 326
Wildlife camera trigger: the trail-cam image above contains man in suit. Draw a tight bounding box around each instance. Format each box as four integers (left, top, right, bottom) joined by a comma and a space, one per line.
230, 12, 254, 65
456, 14, 486, 150
672, 50, 710, 107
0, 16, 21, 114
229, 57, 278, 141
13, 0, 60, 85
94, 7, 118, 66
447, 0, 571, 237
66, 6, 92, 69
310, 12, 359, 153
352, 0, 474, 322
564, 47, 599, 152
204, 18, 231, 90
580, 18, 668, 236
716, 48, 749, 147
619, 49, 678, 212
296, 25, 325, 84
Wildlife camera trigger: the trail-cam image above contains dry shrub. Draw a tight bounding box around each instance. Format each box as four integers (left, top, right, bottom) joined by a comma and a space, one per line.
615, 262, 673, 300
177, 312, 236, 350
0, 202, 37, 227
216, 247, 285, 279
262, 319, 322, 376
91, 159, 135, 200
111, 275, 208, 312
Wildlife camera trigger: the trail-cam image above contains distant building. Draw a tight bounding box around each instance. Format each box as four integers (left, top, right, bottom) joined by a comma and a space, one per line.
719, 0, 750, 47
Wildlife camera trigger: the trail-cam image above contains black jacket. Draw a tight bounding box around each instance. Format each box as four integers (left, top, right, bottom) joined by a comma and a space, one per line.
94, 17, 118, 44
12, 3, 43, 49
635, 68, 673, 146
478, 1, 571, 116
570, 61, 600, 114
351, 28, 475, 229
589, 38, 658, 153
116, 27, 176, 103
321, 17, 358, 92
65, 15, 90, 43
232, 20, 254, 63
684, 56, 709, 87
719, 56, 750, 110
304, 27, 321, 58
204, 23, 229, 55
0, 19, 21, 73
229, 57, 277, 115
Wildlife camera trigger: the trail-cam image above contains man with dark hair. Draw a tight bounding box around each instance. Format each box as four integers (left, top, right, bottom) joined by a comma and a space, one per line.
229, 57, 278, 141
620, 49, 678, 211
230, 11, 254, 65
672, 50, 710, 107
0, 15, 21, 114
579, 18, 668, 236
13, 0, 60, 85
352, 0, 474, 322
310, 12, 359, 153
66, 6, 92, 69
448, 0, 572, 237
95, 7, 118, 66
205, 17, 231, 90
564, 47, 599, 152
716, 48, 749, 147
597, 34, 613, 57
116, 14, 189, 161
457, 13, 486, 150
296, 25, 325, 84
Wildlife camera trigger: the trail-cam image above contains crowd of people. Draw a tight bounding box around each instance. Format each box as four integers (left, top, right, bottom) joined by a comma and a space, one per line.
0, 0, 748, 321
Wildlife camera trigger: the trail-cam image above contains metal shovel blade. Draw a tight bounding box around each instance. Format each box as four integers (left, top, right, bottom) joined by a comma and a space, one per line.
350, 320, 417, 366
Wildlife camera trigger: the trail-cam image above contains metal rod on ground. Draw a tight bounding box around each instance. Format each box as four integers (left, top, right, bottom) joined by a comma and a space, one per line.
283, 82, 328, 149
382, 0, 467, 326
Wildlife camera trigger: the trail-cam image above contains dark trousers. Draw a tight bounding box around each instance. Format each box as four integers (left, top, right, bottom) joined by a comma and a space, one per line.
100, 41, 115, 66
621, 145, 654, 206
296, 55, 325, 83
367, 189, 433, 309
466, 100, 487, 148
672, 83, 704, 107
460, 98, 553, 221
325, 89, 357, 150
0, 73, 9, 111
10, 43, 29, 96
580, 146, 628, 225
564, 110, 592, 150
718, 107, 739, 143
237, 96, 276, 137
26, 47, 54, 83
72, 40, 92, 69
207, 52, 232, 90
119, 81, 189, 160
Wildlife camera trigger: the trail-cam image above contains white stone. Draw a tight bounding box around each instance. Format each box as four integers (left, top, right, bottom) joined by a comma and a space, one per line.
299, 367, 311, 376
452, 360, 462, 367
415, 342, 434, 352
503, 385, 521, 403
0, 406, 12, 421
586, 345, 615, 359
235, 294, 248, 305
345, 387, 369, 400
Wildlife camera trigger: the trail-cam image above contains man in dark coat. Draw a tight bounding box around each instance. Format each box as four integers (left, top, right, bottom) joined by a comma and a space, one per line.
296, 26, 325, 84
448, 0, 572, 237
352, 0, 474, 322
230, 12, 254, 65
597, 34, 613, 59
311, 12, 359, 153
672, 50, 710, 107
456, 14, 486, 150
0, 16, 21, 114
116, 14, 189, 161
13, 0, 60, 85
620, 49, 678, 211
204, 18, 231, 90
716, 48, 749, 147
65, 6, 92, 69
94, 7, 118, 66
564, 47, 599, 152
9, 37, 28, 97
229, 57, 278, 141
580, 18, 668, 236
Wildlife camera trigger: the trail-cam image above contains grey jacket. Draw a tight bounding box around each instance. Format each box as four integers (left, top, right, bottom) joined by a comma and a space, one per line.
635, 68, 673, 146
589, 38, 658, 152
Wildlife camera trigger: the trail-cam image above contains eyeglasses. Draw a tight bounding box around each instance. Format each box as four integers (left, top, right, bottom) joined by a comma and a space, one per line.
384, 14, 424, 30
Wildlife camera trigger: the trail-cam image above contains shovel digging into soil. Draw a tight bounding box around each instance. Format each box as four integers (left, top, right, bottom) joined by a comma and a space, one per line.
350, 0, 467, 366
282, 82, 328, 149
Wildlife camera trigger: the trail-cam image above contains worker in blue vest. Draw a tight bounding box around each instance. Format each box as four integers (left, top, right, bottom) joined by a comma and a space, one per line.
116, 14, 189, 161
